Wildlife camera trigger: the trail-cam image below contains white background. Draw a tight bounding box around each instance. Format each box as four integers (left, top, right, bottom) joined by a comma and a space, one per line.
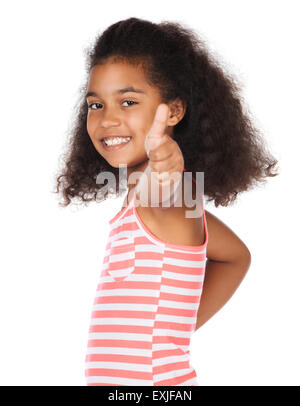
0, 0, 299, 386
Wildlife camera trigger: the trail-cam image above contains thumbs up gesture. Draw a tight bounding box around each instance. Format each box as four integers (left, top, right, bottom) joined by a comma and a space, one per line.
144, 103, 184, 187
134, 103, 184, 208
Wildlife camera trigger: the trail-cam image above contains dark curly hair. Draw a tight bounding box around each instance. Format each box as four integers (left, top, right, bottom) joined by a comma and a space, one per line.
53, 17, 279, 208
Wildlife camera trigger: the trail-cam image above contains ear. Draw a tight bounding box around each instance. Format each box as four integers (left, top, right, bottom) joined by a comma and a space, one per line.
167, 98, 187, 126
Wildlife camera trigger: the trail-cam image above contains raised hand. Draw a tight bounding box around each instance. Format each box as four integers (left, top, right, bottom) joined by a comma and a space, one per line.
134, 103, 184, 208
144, 103, 184, 185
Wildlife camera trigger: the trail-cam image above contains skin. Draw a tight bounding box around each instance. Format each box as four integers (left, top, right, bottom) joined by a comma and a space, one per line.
86, 59, 185, 179
86, 59, 202, 244
86, 59, 251, 329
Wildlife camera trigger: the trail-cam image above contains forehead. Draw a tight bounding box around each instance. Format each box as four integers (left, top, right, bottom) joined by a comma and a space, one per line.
87, 61, 151, 90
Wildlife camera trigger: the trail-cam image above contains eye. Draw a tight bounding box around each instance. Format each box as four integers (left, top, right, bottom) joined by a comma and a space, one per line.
122, 100, 138, 107
88, 102, 102, 110
87, 100, 138, 110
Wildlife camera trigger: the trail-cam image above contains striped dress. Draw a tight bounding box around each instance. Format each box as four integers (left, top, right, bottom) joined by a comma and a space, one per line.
85, 183, 208, 386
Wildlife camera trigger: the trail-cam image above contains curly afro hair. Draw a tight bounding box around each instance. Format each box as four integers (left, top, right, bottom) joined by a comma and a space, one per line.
53, 17, 279, 208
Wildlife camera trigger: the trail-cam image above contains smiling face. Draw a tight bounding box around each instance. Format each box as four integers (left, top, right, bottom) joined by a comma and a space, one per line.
86, 59, 172, 178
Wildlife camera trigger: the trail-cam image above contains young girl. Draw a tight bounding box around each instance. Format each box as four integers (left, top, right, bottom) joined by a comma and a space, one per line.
54, 17, 279, 386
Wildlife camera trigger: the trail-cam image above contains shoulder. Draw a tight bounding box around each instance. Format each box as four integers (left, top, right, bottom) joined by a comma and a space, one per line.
205, 209, 251, 262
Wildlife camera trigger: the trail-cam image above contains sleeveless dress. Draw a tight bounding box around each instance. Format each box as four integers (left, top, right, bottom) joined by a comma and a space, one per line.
85, 177, 208, 386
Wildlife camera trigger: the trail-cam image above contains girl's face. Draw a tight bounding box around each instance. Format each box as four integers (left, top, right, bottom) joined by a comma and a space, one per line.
86, 60, 172, 178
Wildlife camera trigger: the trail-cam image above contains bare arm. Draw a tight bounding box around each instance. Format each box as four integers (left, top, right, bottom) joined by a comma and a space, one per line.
195, 210, 251, 330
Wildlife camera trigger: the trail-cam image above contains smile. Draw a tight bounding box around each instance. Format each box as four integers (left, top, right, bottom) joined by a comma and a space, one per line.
101, 136, 132, 151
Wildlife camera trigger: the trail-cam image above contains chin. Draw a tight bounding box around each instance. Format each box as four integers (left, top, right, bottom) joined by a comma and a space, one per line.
128, 158, 149, 172
103, 159, 129, 167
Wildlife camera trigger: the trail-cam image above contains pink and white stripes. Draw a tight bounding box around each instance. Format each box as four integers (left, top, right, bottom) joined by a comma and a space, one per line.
85, 188, 208, 386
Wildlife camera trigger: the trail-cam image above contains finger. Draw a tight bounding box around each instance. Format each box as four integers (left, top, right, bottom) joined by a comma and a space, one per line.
153, 166, 183, 186
145, 104, 169, 155
150, 153, 183, 174
148, 104, 169, 139
148, 138, 174, 162
146, 134, 169, 157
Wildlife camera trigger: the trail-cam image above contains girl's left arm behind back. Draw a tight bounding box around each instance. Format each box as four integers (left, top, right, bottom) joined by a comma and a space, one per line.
195, 210, 251, 330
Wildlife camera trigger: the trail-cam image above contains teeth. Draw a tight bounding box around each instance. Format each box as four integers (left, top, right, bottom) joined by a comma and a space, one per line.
103, 137, 131, 146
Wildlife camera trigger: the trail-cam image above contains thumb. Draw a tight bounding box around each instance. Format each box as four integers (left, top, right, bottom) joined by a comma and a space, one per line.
145, 104, 169, 156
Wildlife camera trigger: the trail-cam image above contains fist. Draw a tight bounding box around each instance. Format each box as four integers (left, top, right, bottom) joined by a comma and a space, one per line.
144, 104, 184, 184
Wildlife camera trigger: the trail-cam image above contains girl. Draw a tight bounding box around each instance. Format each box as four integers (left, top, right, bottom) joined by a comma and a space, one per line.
54, 17, 279, 386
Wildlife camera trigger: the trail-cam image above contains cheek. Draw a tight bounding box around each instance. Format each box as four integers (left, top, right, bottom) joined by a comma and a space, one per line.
128, 114, 151, 141
87, 116, 96, 138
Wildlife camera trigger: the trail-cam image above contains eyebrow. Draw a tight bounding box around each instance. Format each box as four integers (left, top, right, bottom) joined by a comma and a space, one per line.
85, 86, 145, 99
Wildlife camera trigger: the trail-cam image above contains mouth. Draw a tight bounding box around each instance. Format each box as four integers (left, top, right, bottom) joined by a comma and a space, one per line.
100, 136, 132, 151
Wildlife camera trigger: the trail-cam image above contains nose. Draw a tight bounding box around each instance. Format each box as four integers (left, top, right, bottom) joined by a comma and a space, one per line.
99, 106, 121, 128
